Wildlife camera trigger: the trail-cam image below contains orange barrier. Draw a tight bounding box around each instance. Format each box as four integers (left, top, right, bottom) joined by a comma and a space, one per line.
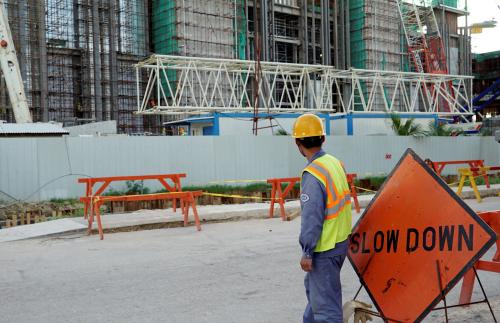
459, 210, 500, 304
268, 177, 300, 221
84, 191, 203, 240
431, 160, 490, 188
347, 173, 361, 214
79, 174, 186, 219
268, 173, 360, 220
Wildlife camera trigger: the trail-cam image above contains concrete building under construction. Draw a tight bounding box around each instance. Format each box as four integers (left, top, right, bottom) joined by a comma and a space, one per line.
0, 0, 472, 134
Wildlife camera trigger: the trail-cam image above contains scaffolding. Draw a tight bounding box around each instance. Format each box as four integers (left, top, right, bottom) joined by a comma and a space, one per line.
0, 1, 472, 132
0, 0, 152, 134
152, 0, 246, 59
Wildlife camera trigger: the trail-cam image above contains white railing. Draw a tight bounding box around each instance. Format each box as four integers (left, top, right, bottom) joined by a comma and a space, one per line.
135, 55, 473, 118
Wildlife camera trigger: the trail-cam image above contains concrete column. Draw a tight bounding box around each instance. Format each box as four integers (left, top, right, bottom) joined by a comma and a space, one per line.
36, 0, 48, 122
311, 0, 316, 63
338, 0, 346, 69
109, 0, 118, 121
333, 0, 338, 68
92, 0, 103, 121
300, 0, 309, 64
320, 0, 331, 66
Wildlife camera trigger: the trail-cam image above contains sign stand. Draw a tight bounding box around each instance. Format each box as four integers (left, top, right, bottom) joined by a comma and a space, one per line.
431, 266, 498, 323
435, 260, 449, 322
351, 265, 498, 323
348, 149, 497, 322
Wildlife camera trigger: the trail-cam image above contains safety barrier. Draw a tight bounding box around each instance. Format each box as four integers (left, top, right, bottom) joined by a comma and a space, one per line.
431, 160, 490, 188
459, 210, 500, 304
267, 173, 360, 220
83, 191, 203, 240
78, 174, 186, 219
457, 166, 500, 202
347, 174, 361, 214
267, 177, 300, 221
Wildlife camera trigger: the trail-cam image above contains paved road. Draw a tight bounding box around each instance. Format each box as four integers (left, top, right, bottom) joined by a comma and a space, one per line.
0, 198, 499, 323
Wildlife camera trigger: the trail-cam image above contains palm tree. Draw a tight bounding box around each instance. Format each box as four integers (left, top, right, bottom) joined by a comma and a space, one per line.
389, 114, 426, 136
426, 120, 463, 136
274, 128, 289, 136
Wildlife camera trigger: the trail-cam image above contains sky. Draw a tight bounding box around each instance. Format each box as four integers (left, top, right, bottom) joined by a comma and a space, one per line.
458, 0, 500, 53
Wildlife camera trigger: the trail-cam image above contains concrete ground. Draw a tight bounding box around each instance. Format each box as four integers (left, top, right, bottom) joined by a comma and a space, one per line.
0, 197, 498, 323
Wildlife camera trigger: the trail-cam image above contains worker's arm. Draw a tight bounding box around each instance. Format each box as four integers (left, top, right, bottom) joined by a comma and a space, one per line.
299, 172, 326, 266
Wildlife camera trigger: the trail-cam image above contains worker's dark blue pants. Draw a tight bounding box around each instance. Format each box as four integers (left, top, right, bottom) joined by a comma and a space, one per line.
303, 240, 348, 323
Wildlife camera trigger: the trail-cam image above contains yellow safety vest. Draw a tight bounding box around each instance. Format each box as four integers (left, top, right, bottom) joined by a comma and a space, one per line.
302, 154, 352, 253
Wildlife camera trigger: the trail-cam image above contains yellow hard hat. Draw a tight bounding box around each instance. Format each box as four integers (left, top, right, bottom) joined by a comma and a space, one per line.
292, 114, 325, 138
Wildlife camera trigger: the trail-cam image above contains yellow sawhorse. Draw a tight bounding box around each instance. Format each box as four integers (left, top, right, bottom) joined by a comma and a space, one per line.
456, 167, 485, 202
456, 166, 498, 203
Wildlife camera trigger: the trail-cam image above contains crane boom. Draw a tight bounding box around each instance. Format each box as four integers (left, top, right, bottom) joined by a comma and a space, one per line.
0, 1, 32, 123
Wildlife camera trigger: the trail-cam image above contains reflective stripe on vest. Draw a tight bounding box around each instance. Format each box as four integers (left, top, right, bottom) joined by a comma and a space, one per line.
304, 159, 351, 219
302, 154, 352, 253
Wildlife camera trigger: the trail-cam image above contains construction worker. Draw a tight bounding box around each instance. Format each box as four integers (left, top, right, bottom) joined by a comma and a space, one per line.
292, 114, 352, 323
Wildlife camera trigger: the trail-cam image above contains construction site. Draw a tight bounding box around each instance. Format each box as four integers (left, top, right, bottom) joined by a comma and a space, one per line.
0, 0, 500, 322
0, 0, 490, 135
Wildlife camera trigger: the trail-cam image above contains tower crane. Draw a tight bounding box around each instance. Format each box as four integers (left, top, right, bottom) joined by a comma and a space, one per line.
396, 0, 454, 113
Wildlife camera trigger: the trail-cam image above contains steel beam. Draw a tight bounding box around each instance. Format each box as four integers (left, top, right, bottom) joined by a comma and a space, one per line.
135, 55, 473, 117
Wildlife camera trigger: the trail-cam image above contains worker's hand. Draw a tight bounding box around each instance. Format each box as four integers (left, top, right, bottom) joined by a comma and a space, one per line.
300, 256, 313, 272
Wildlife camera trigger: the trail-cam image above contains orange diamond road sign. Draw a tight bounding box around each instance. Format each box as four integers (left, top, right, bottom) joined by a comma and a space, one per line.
348, 149, 497, 323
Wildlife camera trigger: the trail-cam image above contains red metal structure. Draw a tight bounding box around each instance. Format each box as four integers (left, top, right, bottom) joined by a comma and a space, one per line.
79, 174, 186, 219
396, 0, 454, 113
459, 210, 500, 304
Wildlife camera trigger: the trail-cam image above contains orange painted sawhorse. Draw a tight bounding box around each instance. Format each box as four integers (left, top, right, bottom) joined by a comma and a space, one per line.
459, 210, 500, 304
268, 173, 360, 220
79, 174, 186, 219
268, 177, 300, 221
431, 160, 490, 188
84, 191, 203, 240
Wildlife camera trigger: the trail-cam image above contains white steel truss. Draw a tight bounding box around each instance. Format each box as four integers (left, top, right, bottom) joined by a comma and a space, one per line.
135, 55, 473, 118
